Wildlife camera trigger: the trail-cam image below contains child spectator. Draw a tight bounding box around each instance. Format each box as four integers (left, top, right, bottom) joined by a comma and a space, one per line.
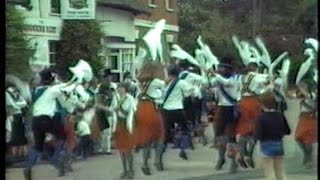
254, 91, 291, 180
76, 118, 92, 160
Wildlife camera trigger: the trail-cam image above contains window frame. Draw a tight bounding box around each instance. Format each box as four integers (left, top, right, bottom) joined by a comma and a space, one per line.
165, 0, 174, 12
50, 0, 61, 15
148, 0, 157, 8
48, 40, 58, 65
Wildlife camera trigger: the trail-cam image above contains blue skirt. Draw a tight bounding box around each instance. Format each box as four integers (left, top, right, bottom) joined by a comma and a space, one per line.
260, 140, 284, 157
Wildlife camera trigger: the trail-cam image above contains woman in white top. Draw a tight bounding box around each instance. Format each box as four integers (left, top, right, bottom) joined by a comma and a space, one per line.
133, 62, 166, 175
6, 86, 28, 158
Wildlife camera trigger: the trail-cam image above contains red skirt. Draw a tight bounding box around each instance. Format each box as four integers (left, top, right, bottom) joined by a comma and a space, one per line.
134, 100, 165, 146
295, 112, 317, 144
235, 96, 263, 136
64, 115, 77, 151
115, 121, 134, 154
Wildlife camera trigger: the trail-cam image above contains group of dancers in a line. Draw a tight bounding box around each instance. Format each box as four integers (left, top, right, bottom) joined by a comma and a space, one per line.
11, 34, 316, 180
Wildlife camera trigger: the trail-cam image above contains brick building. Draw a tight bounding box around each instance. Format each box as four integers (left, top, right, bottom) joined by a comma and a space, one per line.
135, 0, 179, 43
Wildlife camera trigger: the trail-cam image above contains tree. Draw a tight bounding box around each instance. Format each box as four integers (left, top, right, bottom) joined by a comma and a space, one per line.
177, 0, 318, 84
6, 4, 33, 82
56, 20, 105, 79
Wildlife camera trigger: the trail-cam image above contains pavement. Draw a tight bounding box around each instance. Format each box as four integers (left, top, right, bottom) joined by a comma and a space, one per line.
6, 99, 318, 180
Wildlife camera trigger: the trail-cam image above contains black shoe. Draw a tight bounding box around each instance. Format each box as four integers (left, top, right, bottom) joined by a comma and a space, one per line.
58, 160, 65, 177
23, 168, 32, 180
245, 157, 255, 169
237, 157, 248, 169
179, 151, 188, 160
215, 158, 225, 170
141, 166, 151, 176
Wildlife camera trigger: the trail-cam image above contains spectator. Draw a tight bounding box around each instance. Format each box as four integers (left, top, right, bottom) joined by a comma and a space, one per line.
6, 86, 28, 159
76, 117, 93, 160
254, 91, 291, 180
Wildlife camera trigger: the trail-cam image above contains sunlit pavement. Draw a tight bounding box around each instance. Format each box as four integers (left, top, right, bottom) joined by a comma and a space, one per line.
6, 99, 318, 180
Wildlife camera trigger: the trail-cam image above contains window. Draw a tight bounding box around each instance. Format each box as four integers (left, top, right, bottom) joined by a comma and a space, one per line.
148, 0, 156, 8
49, 40, 58, 64
122, 49, 134, 73
50, 0, 60, 14
165, 0, 174, 11
107, 48, 135, 82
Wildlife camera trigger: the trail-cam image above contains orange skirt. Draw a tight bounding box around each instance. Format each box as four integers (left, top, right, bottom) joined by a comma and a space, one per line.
115, 121, 134, 154
64, 115, 77, 151
134, 100, 165, 146
235, 96, 263, 136
295, 112, 317, 144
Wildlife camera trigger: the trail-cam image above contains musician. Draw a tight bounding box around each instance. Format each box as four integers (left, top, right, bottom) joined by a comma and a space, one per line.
133, 61, 166, 175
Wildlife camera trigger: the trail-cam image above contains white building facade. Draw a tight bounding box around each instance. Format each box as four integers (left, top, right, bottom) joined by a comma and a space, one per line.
8, 0, 149, 81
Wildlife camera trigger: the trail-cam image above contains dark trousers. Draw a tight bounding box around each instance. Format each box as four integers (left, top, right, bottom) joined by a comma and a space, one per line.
25, 115, 65, 168
78, 135, 92, 159
161, 109, 189, 150
215, 106, 237, 143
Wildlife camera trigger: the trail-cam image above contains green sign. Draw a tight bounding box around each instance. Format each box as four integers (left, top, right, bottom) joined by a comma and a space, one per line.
60, 0, 96, 19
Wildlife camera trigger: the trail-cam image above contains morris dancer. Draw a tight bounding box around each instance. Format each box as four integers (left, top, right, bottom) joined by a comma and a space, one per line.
161, 65, 194, 162
133, 62, 166, 175
236, 61, 271, 169
206, 60, 241, 173
295, 83, 317, 169
177, 61, 203, 149
113, 82, 136, 179
23, 69, 75, 180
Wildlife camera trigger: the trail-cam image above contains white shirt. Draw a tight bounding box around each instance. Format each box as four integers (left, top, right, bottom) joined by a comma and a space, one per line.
6, 91, 27, 114
143, 78, 166, 101
242, 72, 270, 96
117, 93, 136, 133
206, 74, 242, 106
76, 121, 91, 136
162, 79, 193, 110
179, 71, 203, 85
32, 83, 74, 117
